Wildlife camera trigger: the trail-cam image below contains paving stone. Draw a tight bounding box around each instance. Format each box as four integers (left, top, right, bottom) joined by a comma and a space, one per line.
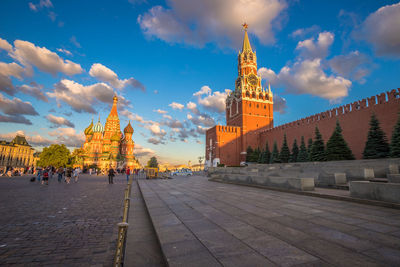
362, 247, 400, 266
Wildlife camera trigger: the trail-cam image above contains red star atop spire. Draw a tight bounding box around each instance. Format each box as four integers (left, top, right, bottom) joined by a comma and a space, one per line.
242, 22, 248, 30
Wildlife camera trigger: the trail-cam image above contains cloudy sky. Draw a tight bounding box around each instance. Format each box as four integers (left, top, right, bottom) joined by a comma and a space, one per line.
0, 0, 399, 165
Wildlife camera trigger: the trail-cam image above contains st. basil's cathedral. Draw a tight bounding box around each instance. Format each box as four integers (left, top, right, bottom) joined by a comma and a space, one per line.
82, 96, 139, 170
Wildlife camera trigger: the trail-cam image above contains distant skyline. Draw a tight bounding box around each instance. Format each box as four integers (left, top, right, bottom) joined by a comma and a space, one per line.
0, 0, 399, 165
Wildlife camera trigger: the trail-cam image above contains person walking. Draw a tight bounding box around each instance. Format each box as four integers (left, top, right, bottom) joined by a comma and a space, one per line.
42, 169, 49, 185
73, 168, 80, 183
108, 167, 115, 184
125, 168, 130, 183
36, 168, 42, 182
57, 167, 63, 182
65, 168, 72, 184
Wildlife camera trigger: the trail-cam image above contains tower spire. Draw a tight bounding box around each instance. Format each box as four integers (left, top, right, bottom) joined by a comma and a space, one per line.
241, 23, 252, 53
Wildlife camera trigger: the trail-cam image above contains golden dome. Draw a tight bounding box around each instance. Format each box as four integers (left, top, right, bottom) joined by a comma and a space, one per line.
84, 120, 94, 135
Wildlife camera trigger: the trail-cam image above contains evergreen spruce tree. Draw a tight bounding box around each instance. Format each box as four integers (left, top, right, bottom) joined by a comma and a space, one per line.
279, 134, 290, 163
253, 148, 261, 162
307, 138, 313, 161
363, 114, 390, 159
270, 141, 281, 163
310, 127, 326, 161
259, 150, 265, 163
390, 112, 400, 158
263, 142, 271, 164
290, 139, 299, 162
246, 146, 253, 162
297, 136, 308, 162
326, 120, 355, 161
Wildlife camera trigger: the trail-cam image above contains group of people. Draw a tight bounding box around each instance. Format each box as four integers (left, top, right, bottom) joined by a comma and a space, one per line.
36, 167, 81, 185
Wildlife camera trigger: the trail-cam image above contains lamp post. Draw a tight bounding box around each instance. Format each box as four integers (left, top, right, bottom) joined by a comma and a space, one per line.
198, 156, 204, 171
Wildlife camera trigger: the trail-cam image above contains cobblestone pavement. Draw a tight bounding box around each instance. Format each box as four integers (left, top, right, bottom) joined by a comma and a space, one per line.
0, 174, 126, 266
140, 175, 400, 266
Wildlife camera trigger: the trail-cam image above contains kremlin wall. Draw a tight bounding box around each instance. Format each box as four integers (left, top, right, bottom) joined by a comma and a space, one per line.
206, 25, 400, 167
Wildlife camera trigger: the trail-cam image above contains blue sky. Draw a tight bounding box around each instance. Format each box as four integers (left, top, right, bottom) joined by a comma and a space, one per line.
0, 0, 399, 165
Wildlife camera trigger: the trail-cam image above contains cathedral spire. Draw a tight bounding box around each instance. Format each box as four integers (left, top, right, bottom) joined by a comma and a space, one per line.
109, 95, 118, 117
241, 23, 252, 53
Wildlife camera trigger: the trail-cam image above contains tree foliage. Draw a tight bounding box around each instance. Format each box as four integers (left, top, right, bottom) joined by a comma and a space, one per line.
290, 139, 299, 162
390, 112, 400, 158
147, 156, 159, 168
363, 114, 390, 159
310, 127, 326, 161
326, 121, 355, 161
279, 134, 290, 163
37, 144, 71, 168
71, 148, 84, 166
246, 146, 253, 162
307, 138, 313, 160
270, 141, 280, 163
263, 142, 271, 164
297, 136, 308, 162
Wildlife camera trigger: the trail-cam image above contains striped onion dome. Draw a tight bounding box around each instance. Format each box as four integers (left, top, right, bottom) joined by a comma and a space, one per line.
124, 121, 133, 134
93, 119, 104, 133
84, 120, 94, 135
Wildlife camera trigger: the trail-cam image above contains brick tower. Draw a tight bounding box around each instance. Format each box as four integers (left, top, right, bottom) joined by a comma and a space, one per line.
226, 23, 273, 161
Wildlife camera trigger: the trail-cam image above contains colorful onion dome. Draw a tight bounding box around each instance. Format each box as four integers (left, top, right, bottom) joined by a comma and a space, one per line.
84, 120, 94, 135
93, 119, 104, 133
124, 121, 134, 134
111, 132, 120, 142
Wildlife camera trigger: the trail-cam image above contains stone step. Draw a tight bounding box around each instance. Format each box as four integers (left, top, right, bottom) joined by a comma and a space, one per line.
138, 180, 221, 266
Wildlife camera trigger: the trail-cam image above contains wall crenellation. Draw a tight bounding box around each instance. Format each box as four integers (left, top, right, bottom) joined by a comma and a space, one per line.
216, 125, 240, 133
261, 89, 400, 134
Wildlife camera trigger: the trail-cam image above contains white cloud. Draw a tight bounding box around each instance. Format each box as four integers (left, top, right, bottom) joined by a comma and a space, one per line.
273, 95, 287, 114
18, 83, 48, 102
187, 113, 215, 127
169, 102, 184, 110
278, 58, 351, 100
194, 86, 231, 113
46, 114, 74, 128
56, 48, 72, 56
186, 101, 199, 114
137, 0, 287, 48
134, 143, 156, 157
0, 38, 12, 52
296, 31, 334, 59
47, 79, 127, 114
120, 110, 144, 123
329, 51, 370, 83
258, 67, 278, 85
290, 25, 320, 39
360, 3, 400, 56
146, 122, 166, 137
48, 127, 85, 147
193, 85, 211, 96
89, 63, 145, 91
29, 0, 53, 11
0, 93, 38, 116
163, 114, 172, 120
154, 109, 167, 114
11, 39, 82, 76
0, 62, 25, 80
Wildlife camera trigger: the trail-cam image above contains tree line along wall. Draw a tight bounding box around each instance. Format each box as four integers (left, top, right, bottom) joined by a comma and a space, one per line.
259, 89, 400, 159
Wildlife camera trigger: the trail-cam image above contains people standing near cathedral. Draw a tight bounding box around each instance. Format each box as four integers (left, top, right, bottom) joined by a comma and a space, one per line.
73, 168, 80, 183
42, 169, 49, 185
108, 167, 115, 184
65, 168, 72, 184
36, 168, 42, 182
125, 168, 130, 183
57, 167, 63, 182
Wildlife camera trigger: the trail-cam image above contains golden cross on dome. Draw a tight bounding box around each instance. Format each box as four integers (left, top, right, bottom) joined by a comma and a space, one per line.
242, 22, 248, 30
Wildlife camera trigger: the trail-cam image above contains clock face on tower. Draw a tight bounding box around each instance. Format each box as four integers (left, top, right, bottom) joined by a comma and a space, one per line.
248, 74, 257, 86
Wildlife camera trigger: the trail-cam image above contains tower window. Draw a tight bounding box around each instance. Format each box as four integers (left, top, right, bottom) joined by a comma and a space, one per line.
264, 105, 266, 109
249, 103, 251, 107
257, 104, 259, 108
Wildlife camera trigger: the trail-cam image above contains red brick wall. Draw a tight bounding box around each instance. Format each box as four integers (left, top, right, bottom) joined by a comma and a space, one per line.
259, 89, 400, 159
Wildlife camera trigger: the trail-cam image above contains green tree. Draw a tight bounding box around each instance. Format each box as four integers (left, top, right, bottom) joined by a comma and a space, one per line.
37, 144, 71, 168
263, 142, 271, 164
363, 114, 390, 159
71, 148, 85, 167
147, 156, 159, 168
290, 138, 299, 162
390, 112, 400, 158
270, 141, 281, 163
310, 127, 326, 161
307, 138, 313, 160
246, 146, 253, 162
252, 148, 261, 162
297, 136, 308, 162
258, 149, 264, 163
279, 134, 290, 163
326, 121, 355, 161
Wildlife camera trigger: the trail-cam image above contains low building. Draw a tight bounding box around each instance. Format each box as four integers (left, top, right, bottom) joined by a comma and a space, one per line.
0, 135, 35, 173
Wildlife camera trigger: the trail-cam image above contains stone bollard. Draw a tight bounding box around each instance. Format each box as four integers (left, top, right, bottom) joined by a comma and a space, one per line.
389, 164, 399, 175
364, 168, 374, 180
334, 173, 347, 185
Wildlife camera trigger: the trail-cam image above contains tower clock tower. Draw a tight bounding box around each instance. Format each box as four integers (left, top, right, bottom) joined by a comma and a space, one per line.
226, 24, 274, 154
